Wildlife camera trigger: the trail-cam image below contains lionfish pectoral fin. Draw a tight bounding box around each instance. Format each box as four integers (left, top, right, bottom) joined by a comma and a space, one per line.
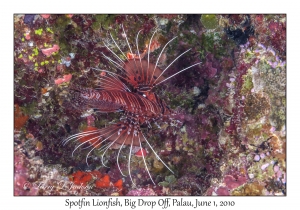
101, 122, 145, 147
95, 121, 145, 179
97, 73, 131, 92
80, 122, 144, 154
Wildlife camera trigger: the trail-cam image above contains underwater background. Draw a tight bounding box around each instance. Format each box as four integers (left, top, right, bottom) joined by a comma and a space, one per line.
14, 14, 286, 196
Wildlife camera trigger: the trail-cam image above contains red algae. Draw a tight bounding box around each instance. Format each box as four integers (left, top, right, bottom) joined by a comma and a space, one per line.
95, 175, 111, 188
41, 14, 50, 19
14, 104, 29, 131
70, 171, 93, 186
41, 44, 60, 56
69, 170, 123, 190
54, 74, 72, 85
135, 148, 148, 157
113, 179, 123, 190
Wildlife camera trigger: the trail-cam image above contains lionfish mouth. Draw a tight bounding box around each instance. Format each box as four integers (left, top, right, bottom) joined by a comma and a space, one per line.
62, 24, 201, 187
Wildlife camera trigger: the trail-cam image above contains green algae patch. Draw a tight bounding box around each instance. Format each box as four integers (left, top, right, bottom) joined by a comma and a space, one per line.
201, 15, 218, 29
241, 71, 254, 94
35, 28, 43, 36
92, 15, 115, 31
158, 174, 177, 187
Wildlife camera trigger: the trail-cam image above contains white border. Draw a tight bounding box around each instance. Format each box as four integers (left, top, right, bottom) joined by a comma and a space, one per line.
3, 0, 297, 209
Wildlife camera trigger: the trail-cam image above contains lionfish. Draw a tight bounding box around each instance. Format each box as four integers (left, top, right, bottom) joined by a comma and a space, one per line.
62, 25, 200, 186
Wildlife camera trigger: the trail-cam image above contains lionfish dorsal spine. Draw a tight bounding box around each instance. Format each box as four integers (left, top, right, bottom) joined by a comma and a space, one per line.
104, 26, 201, 94
149, 36, 178, 85
102, 26, 164, 92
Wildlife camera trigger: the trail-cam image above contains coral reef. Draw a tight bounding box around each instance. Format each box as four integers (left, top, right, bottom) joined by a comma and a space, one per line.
14, 14, 286, 196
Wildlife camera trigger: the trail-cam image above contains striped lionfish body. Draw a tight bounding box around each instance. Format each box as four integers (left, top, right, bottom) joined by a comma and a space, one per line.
63, 25, 200, 186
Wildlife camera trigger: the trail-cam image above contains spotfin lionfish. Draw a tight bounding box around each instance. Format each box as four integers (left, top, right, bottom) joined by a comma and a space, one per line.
62, 25, 200, 186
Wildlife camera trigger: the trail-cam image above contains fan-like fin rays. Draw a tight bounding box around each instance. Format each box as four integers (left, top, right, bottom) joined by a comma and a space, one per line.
97, 72, 131, 92
62, 119, 174, 186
